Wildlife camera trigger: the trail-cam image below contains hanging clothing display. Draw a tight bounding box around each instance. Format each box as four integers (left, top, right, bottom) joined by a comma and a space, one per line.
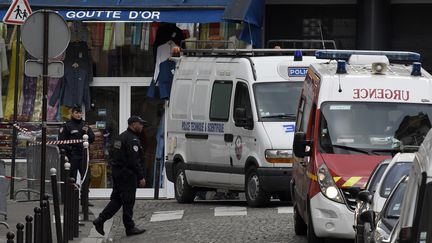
20, 76, 37, 120
4, 41, 23, 121
114, 23, 125, 47
49, 65, 91, 109
47, 77, 61, 121
132, 23, 142, 46
103, 23, 115, 51
31, 76, 43, 121
158, 59, 176, 99
50, 41, 93, 109
0, 36, 9, 119
153, 41, 175, 81
64, 41, 93, 81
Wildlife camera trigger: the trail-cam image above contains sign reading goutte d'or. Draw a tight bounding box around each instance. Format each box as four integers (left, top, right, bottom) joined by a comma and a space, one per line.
3, 0, 32, 25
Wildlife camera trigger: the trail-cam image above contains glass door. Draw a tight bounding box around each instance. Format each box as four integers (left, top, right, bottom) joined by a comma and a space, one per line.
86, 86, 120, 196
129, 84, 172, 198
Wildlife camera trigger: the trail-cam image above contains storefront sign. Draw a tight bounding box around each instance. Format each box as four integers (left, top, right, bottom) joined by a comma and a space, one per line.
1, 9, 223, 23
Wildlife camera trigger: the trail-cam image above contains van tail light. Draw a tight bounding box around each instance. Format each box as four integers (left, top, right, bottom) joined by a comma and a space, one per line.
399, 227, 412, 243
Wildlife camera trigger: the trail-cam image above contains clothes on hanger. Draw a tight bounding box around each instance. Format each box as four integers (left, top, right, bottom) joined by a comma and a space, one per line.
49, 64, 91, 109
64, 41, 93, 82
153, 41, 175, 81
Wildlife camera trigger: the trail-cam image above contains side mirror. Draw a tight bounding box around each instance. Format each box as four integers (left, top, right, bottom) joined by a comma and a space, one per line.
357, 190, 372, 204
235, 108, 253, 130
293, 132, 311, 158
359, 210, 375, 225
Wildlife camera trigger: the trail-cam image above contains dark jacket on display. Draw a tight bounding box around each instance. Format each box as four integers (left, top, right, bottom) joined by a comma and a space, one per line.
59, 118, 95, 158
110, 128, 145, 189
50, 67, 91, 109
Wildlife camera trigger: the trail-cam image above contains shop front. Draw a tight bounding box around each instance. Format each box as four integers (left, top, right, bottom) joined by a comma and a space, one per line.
0, 0, 264, 199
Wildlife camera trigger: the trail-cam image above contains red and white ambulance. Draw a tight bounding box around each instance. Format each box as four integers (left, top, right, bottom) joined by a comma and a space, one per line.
291, 50, 432, 242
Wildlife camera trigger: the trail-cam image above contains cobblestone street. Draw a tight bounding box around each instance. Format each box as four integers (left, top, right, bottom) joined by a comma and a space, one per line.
93, 200, 352, 243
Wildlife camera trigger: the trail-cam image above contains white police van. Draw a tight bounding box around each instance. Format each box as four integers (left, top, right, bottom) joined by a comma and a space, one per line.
164, 46, 329, 207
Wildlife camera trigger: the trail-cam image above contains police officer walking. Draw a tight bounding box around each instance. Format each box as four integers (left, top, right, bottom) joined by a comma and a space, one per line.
93, 116, 147, 237
59, 105, 95, 181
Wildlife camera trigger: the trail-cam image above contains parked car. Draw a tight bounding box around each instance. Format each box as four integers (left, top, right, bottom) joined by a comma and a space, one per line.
354, 158, 390, 243
369, 176, 408, 243
389, 129, 432, 243
355, 152, 415, 243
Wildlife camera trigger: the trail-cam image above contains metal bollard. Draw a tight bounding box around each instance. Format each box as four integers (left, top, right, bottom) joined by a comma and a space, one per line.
81, 135, 89, 221
154, 158, 161, 199
6, 231, 15, 243
25, 215, 33, 243
33, 207, 41, 243
60, 150, 66, 204
68, 178, 76, 240
50, 168, 62, 243
63, 162, 70, 243
41, 200, 53, 243
16, 223, 24, 243
72, 184, 79, 238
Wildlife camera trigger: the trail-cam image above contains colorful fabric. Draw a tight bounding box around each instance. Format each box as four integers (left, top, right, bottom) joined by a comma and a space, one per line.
132, 23, 142, 46
47, 77, 60, 121
20, 76, 37, 120
114, 23, 125, 47
103, 23, 114, 51
31, 76, 43, 121
4, 41, 24, 121
0, 36, 9, 119
91, 23, 105, 46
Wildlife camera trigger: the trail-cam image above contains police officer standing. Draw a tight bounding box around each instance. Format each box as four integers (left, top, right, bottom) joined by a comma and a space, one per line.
59, 105, 95, 181
93, 116, 147, 237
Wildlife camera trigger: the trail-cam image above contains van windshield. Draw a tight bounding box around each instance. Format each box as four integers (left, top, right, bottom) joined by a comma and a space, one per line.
253, 82, 302, 121
319, 102, 432, 154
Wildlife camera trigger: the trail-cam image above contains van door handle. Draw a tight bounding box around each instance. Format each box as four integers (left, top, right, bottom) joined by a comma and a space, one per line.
224, 134, 234, 142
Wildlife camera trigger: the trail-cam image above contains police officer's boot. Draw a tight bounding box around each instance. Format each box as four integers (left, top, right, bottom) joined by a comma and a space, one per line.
93, 217, 105, 235
126, 227, 146, 236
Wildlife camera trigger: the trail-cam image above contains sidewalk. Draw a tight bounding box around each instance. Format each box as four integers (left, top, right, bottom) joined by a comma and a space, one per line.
0, 199, 113, 243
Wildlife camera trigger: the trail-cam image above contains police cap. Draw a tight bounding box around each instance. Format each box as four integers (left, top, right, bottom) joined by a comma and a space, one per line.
71, 105, 82, 113
128, 116, 148, 126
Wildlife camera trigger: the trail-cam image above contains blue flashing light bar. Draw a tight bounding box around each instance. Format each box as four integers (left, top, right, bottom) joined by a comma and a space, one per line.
411, 62, 422, 76
315, 50, 421, 62
294, 50, 303, 61
336, 60, 347, 74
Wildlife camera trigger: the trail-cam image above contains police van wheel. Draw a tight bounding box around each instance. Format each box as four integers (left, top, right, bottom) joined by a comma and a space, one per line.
245, 167, 270, 207
277, 192, 291, 202
307, 204, 325, 243
174, 164, 196, 203
294, 205, 307, 235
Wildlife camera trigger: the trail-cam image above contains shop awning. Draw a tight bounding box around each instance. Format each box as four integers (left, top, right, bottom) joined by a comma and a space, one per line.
0, 0, 264, 45
222, 0, 264, 47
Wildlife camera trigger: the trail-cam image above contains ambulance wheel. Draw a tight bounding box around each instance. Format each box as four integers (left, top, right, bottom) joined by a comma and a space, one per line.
174, 163, 196, 203
307, 204, 325, 243
245, 167, 270, 207
294, 205, 307, 235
